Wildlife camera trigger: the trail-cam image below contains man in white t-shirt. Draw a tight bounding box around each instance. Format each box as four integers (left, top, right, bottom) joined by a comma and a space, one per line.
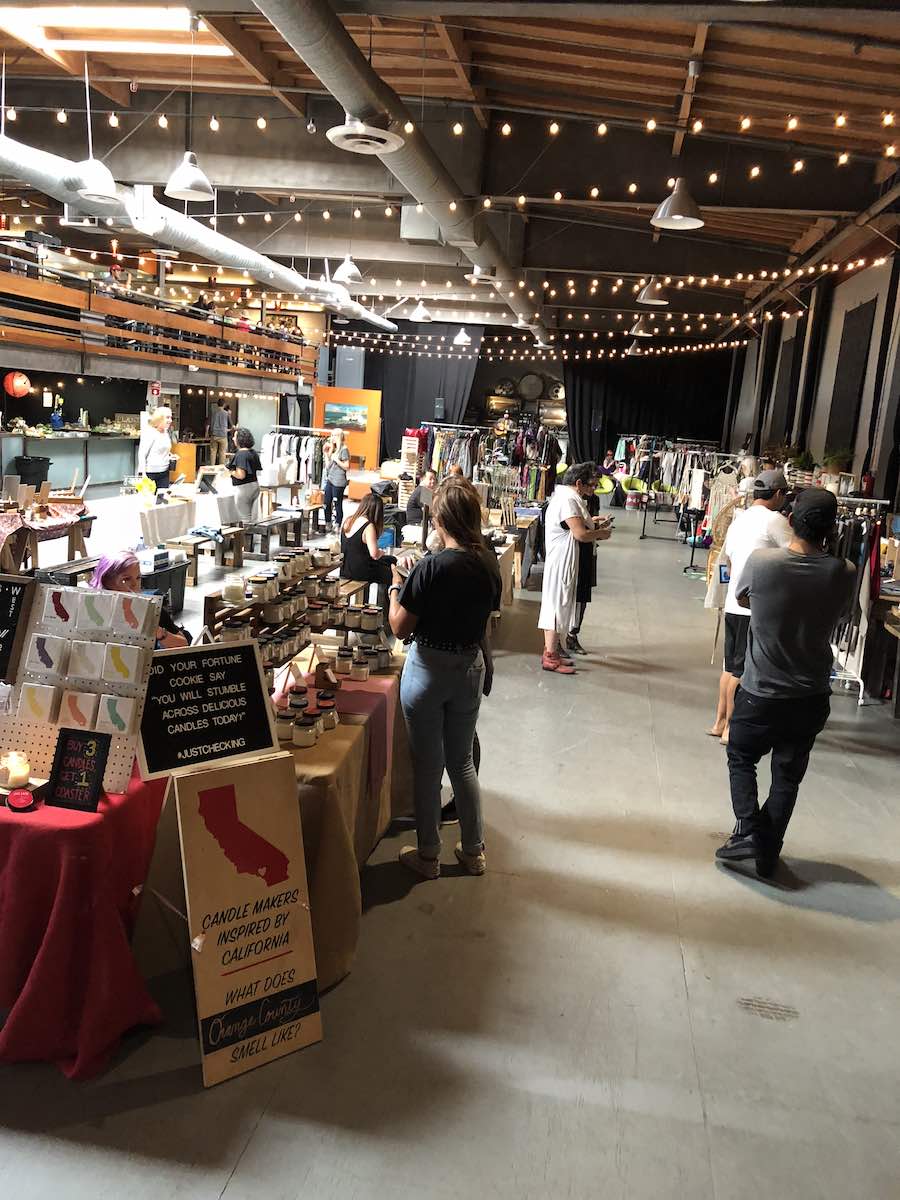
708, 469, 791, 742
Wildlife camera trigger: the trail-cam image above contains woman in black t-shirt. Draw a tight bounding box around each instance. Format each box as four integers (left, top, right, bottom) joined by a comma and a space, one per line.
389, 479, 501, 880
228, 427, 262, 523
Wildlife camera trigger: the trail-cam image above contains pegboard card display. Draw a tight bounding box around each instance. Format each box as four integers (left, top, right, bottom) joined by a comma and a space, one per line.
0, 583, 161, 793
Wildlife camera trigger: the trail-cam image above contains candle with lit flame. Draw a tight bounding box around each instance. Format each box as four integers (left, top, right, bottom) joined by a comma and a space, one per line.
0, 752, 30, 789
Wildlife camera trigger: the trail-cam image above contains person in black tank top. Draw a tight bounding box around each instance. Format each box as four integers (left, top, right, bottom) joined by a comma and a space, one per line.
339, 492, 396, 611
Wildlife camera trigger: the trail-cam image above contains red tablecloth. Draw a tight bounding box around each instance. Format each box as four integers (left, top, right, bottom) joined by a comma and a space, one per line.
0, 767, 166, 1079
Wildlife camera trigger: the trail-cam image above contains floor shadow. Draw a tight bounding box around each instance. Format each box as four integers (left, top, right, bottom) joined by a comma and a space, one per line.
718, 857, 900, 922
361, 858, 421, 912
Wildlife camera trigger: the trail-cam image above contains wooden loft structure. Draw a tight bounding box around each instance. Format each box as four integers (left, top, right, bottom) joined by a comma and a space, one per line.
0, 269, 318, 385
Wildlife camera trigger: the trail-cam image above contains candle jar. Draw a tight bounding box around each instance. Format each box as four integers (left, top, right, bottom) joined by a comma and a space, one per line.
335, 649, 353, 675
361, 607, 381, 631
345, 606, 363, 630
292, 716, 317, 748
349, 662, 369, 681
304, 575, 321, 599
222, 574, 246, 605
0, 751, 31, 789
320, 577, 338, 601
305, 707, 324, 736
364, 649, 380, 672
330, 599, 347, 626
319, 701, 338, 731
275, 711, 295, 742
249, 575, 269, 601
308, 603, 326, 630
294, 588, 308, 614
274, 554, 292, 581
377, 646, 391, 671
319, 603, 332, 626
221, 619, 245, 642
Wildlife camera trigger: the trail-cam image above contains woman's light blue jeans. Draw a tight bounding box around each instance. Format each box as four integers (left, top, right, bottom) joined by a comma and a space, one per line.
399, 642, 485, 856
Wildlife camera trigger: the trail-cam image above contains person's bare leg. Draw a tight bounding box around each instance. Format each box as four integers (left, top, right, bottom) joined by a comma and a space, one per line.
707, 671, 729, 736
721, 674, 740, 743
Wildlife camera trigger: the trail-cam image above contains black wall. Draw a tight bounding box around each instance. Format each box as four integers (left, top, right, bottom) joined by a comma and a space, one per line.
0, 367, 147, 426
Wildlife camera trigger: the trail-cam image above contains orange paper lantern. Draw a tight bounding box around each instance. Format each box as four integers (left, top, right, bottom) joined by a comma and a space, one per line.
3, 371, 30, 398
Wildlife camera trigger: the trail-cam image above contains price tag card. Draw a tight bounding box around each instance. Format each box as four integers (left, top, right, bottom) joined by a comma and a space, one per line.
45, 728, 112, 813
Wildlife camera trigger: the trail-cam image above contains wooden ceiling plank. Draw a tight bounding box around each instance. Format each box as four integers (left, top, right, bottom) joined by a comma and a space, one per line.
0, 26, 129, 106
432, 18, 488, 128
202, 14, 306, 119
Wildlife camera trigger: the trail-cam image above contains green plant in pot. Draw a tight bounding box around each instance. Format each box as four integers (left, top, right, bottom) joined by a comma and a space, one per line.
822, 446, 853, 473
789, 449, 816, 473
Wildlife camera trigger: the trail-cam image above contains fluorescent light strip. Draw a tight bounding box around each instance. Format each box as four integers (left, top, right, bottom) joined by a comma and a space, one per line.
44, 38, 230, 55
0, 6, 199, 31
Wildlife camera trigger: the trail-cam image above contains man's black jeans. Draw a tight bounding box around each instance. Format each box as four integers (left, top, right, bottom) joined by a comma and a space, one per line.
726, 687, 830, 849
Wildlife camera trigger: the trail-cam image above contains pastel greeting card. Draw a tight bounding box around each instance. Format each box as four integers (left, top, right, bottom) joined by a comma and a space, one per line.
95, 694, 137, 736
17, 682, 59, 723
69, 640, 104, 680
76, 590, 116, 632
59, 690, 99, 729
42, 587, 79, 631
115, 593, 154, 637
26, 634, 67, 676
103, 642, 141, 684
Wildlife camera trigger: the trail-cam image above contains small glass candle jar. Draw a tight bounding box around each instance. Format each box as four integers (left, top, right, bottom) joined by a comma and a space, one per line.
292, 716, 317, 748
319, 701, 338, 731
361, 607, 380, 631
221, 619, 245, 642
304, 575, 321, 599
305, 707, 324, 736
320, 577, 338, 601
377, 646, 391, 671
364, 649, 380, 671
262, 600, 284, 624
249, 575, 269, 601
349, 662, 369, 681
345, 606, 362, 629
223, 573, 246, 605
335, 649, 353, 675
308, 603, 326, 630
274, 554, 292, 580
275, 711, 295, 741
288, 693, 308, 717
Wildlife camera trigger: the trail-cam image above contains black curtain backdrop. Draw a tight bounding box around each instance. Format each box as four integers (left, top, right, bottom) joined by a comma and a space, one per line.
359, 322, 484, 458
564, 352, 734, 462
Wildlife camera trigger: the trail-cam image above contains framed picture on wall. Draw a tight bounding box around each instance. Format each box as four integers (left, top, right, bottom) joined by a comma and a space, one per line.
324, 401, 368, 432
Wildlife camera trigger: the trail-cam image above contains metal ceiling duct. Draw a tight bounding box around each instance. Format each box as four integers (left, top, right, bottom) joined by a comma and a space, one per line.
253, 0, 552, 343
0, 134, 396, 332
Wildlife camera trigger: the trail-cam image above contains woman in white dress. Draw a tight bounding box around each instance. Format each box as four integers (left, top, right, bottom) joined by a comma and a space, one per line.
538, 462, 612, 674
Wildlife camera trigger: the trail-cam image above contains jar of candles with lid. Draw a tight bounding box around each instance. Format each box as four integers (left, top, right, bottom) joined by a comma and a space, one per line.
349, 660, 369, 681
320, 577, 338, 601
305, 705, 324, 736
273, 554, 292, 581
345, 605, 363, 630
318, 693, 339, 730
275, 709, 295, 742
222, 574, 246, 605
304, 575, 321, 600
361, 607, 381, 631
249, 575, 269, 601
335, 648, 353, 675
288, 693, 309, 718
292, 716, 317, 748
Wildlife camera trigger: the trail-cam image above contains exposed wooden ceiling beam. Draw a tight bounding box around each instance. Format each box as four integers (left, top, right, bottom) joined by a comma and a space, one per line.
0, 27, 129, 107
202, 14, 306, 120
432, 18, 488, 128
673, 22, 708, 156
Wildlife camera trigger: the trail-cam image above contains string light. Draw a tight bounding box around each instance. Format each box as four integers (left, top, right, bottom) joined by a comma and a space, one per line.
353, 207, 362, 219
786, 115, 798, 131
415, 203, 423, 213
452, 121, 463, 135
708, 171, 718, 184
749, 165, 761, 178
209, 115, 219, 132
691, 118, 702, 134
449, 200, 457, 211
403, 120, 414, 133
792, 159, 804, 172
293, 211, 301, 222
549, 121, 560, 135
884, 112, 895, 127
56, 109, 67, 123
596, 122, 607, 136
628, 182, 638, 194
257, 116, 267, 130
5, 107, 15, 122
589, 186, 599, 198
666, 177, 675, 188
740, 116, 751, 131
838, 152, 849, 165
263, 212, 272, 223
322, 209, 330, 219
236, 214, 245, 224
646, 118, 656, 132
835, 113, 846, 127
482, 197, 491, 208
500, 122, 511, 136
553, 190, 562, 201
108, 111, 118, 128
885, 144, 896, 157
517, 194, 526, 206
157, 113, 167, 128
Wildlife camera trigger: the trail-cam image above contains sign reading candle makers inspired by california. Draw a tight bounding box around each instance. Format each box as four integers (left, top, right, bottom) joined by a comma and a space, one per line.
173, 753, 321, 1087
138, 643, 277, 779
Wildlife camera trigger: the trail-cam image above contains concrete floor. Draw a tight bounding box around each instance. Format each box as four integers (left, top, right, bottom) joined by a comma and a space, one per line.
2, 508, 899, 1199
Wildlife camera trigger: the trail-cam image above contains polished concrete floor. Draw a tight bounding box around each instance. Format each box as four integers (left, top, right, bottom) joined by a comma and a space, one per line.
2, 508, 899, 1199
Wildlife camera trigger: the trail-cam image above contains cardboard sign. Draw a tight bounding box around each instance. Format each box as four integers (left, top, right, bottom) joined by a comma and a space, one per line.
0, 574, 36, 683
46, 728, 112, 812
173, 753, 321, 1087
138, 642, 277, 779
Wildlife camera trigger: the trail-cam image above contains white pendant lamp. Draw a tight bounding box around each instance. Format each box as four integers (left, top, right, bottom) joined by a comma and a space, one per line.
636, 275, 669, 306
164, 25, 214, 203
66, 58, 118, 205
410, 299, 433, 322
333, 254, 362, 284
165, 151, 214, 202
650, 177, 704, 231
629, 316, 653, 337
626, 340, 642, 356
453, 326, 471, 346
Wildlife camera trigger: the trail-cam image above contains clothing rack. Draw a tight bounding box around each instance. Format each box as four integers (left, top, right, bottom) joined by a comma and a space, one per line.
420, 420, 493, 433
270, 424, 330, 436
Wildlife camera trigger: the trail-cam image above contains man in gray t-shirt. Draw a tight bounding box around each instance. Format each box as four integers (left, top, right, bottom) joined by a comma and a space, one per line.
716, 488, 855, 880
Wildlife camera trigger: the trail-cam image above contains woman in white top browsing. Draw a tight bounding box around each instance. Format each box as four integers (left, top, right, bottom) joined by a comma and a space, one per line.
138, 406, 174, 493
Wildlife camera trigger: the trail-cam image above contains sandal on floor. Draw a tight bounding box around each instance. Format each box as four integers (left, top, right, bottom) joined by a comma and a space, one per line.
542, 652, 576, 674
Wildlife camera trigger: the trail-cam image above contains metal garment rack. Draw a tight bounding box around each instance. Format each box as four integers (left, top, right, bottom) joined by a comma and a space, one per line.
270, 424, 330, 436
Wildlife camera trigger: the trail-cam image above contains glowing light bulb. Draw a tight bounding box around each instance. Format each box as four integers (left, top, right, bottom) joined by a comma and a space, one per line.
886, 144, 896, 157
482, 197, 491, 208
628, 182, 638, 194
884, 112, 895, 127
452, 121, 463, 135
322, 209, 330, 220
787, 115, 798, 131
667, 176, 675, 188
501, 122, 511, 136
708, 171, 718, 184
596, 122, 607, 136
750, 165, 760, 178
209, 115, 219, 132
353, 207, 362, 219
264, 212, 272, 222
257, 116, 267, 130
838, 152, 849, 165
835, 113, 846, 127
553, 190, 562, 201
792, 159, 804, 172
293, 212, 301, 222
646, 118, 656, 132
108, 111, 118, 128
415, 203, 423, 213
403, 120, 414, 133
740, 116, 751, 131
549, 121, 559, 135
57, 109, 68, 123
237, 214, 245, 224
449, 200, 457, 211
589, 186, 599, 198
692, 118, 703, 133
5, 107, 15, 122
157, 113, 167, 128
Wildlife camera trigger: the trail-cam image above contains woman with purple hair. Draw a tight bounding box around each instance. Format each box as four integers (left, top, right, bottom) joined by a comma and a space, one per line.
90, 551, 189, 649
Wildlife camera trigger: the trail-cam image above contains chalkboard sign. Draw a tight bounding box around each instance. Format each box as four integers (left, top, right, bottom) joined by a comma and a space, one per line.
46, 728, 112, 812
0, 574, 36, 683
138, 642, 277, 780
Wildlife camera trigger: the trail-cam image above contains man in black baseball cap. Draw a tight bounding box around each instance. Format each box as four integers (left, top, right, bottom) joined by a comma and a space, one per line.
716, 487, 855, 879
